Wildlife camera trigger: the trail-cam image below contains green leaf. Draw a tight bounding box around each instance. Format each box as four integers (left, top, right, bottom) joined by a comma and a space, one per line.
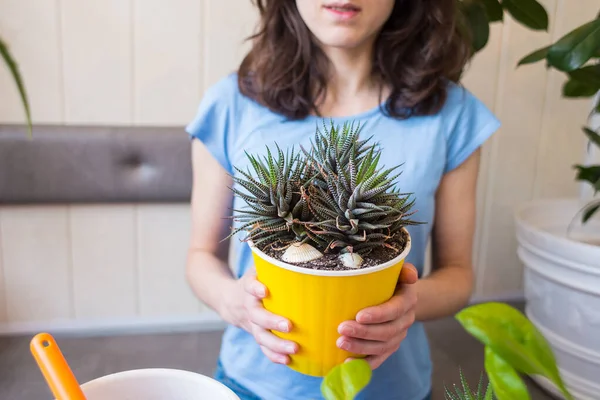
484, 348, 530, 400
479, 0, 503, 22
460, 1, 491, 52
582, 201, 600, 223
484, 384, 494, 400
562, 78, 599, 98
455, 302, 573, 400
568, 65, 600, 87
0, 36, 32, 138
517, 46, 549, 66
583, 127, 600, 149
321, 359, 372, 400
547, 18, 600, 72
500, 0, 548, 31
574, 165, 600, 190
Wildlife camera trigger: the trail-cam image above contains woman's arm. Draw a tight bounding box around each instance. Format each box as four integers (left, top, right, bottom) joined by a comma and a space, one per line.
185, 140, 298, 364
185, 139, 238, 319
414, 148, 481, 321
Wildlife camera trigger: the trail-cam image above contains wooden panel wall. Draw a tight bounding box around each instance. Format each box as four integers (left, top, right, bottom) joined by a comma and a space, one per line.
0, 0, 596, 328
0, 204, 202, 330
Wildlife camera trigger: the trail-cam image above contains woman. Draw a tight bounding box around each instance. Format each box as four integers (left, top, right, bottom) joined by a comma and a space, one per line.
184, 0, 500, 399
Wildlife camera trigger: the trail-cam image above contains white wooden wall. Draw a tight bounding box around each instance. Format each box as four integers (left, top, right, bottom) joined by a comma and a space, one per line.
0, 205, 218, 334
0, 0, 596, 332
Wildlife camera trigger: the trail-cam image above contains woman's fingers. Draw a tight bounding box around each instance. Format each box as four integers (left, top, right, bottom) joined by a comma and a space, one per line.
338, 314, 413, 341
355, 285, 417, 324
240, 267, 298, 365
242, 270, 291, 332
243, 272, 268, 299
260, 345, 290, 365
246, 301, 291, 333
336, 335, 401, 356
253, 325, 298, 354
399, 263, 419, 284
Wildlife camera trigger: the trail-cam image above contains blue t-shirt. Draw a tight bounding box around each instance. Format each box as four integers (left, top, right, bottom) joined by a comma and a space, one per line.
185, 73, 500, 400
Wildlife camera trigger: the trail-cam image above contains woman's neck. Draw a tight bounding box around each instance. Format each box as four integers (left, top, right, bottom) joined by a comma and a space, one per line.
316, 44, 389, 118
327, 46, 374, 96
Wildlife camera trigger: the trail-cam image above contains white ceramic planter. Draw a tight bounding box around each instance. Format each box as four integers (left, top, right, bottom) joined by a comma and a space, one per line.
73, 368, 240, 400
515, 198, 600, 400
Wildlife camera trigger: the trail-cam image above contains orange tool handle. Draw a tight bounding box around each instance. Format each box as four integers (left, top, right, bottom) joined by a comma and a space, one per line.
30, 333, 87, 400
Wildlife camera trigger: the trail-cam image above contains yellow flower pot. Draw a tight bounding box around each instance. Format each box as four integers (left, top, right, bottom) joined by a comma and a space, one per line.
249, 228, 411, 377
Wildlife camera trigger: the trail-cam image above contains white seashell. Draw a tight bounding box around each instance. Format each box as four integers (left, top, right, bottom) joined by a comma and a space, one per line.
339, 252, 363, 269
281, 242, 323, 263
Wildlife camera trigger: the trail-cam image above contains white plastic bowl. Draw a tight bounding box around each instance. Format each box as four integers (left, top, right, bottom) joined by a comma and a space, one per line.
73, 368, 240, 400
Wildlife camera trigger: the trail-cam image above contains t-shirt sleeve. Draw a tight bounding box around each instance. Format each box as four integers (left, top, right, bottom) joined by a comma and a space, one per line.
443, 85, 501, 173
185, 76, 237, 174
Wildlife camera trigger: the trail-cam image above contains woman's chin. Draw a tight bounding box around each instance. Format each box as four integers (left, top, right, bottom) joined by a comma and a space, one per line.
317, 33, 372, 51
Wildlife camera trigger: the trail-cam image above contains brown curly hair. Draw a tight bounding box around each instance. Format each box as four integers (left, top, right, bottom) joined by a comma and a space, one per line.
238, 0, 472, 120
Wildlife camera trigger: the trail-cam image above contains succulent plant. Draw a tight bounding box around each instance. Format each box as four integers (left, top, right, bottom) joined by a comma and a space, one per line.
227, 120, 419, 268
444, 370, 494, 400
227, 145, 312, 249
300, 121, 420, 266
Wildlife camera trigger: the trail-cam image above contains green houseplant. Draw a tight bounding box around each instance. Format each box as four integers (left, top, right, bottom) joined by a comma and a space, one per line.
517, 18, 600, 223
459, 0, 600, 223
228, 121, 418, 268
443, 371, 494, 400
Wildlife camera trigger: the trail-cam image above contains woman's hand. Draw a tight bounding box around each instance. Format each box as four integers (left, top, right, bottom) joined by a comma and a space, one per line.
336, 263, 419, 369
223, 267, 298, 365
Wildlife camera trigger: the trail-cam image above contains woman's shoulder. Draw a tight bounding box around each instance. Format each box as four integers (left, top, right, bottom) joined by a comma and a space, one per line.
185, 73, 245, 172
438, 81, 499, 132
186, 72, 255, 137
186, 72, 282, 173
200, 72, 279, 121
441, 81, 489, 116
200, 73, 243, 108
436, 81, 501, 173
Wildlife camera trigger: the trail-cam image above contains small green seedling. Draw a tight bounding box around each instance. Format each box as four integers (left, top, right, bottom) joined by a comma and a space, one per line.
321, 359, 372, 400
444, 369, 494, 400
